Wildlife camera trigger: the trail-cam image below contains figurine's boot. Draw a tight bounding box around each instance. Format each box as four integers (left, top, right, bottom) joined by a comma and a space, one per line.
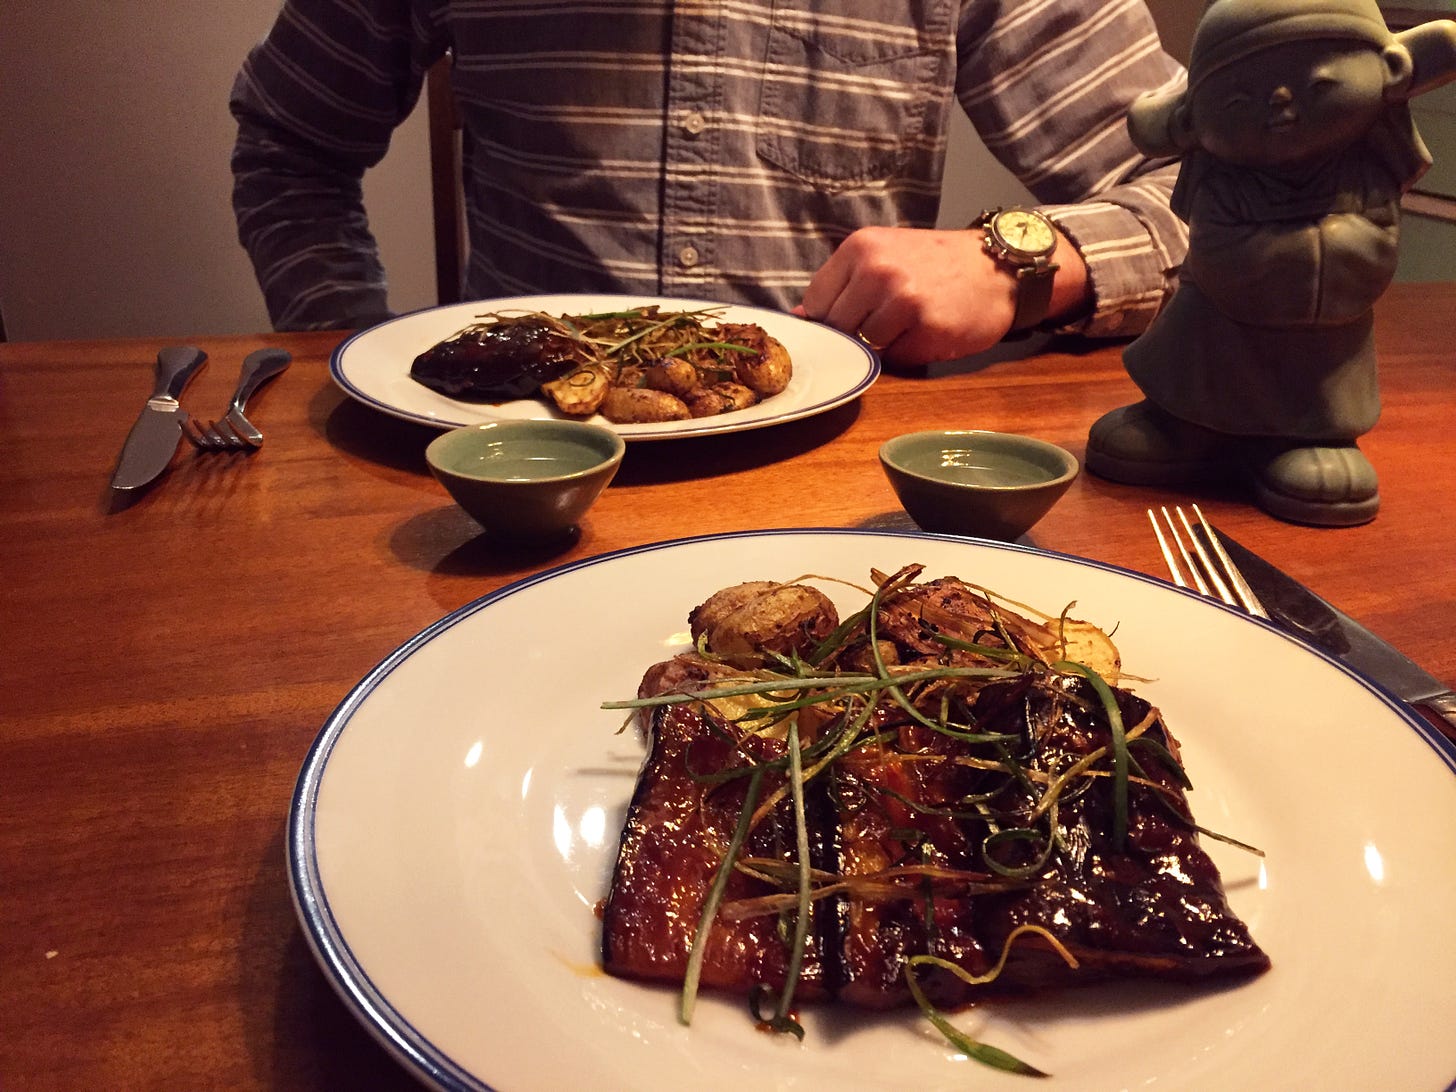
1250, 444, 1379, 527
1086, 400, 1238, 485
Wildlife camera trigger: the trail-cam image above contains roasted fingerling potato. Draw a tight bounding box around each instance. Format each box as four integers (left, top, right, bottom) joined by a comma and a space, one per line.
601, 386, 692, 423
641, 358, 702, 399
688, 581, 840, 661
542, 362, 613, 416
720, 323, 792, 395
686, 381, 758, 418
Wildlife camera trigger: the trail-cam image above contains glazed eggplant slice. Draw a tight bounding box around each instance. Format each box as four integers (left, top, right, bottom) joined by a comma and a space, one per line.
600, 570, 1267, 1064
966, 674, 1269, 986
409, 319, 589, 401
600, 699, 837, 1001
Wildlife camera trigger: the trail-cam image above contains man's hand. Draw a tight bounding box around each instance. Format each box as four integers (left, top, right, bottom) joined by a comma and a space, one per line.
795, 225, 1089, 367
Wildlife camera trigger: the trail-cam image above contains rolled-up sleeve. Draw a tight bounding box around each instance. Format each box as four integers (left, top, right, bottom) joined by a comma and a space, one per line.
957, 0, 1189, 338
230, 0, 447, 330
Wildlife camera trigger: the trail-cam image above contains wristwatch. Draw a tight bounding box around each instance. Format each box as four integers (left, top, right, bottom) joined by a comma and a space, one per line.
972, 207, 1059, 335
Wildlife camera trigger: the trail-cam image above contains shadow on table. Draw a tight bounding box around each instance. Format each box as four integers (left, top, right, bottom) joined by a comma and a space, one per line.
377, 398, 863, 586
901, 331, 1118, 380
908, 331, 1052, 379
239, 825, 420, 1090
314, 380, 860, 484
390, 503, 584, 579
391, 503, 1050, 592
609, 398, 859, 487
850, 508, 1056, 551
315, 387, 437, 474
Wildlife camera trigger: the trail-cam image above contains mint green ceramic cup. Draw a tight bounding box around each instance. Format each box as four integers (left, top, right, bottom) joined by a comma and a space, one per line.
879, 430, 1078, 541
426, 420, 625, 540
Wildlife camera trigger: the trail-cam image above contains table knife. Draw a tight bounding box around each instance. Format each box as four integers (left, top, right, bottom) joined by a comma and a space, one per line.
1214, 529, 1456, 741
110, 346, 207, 491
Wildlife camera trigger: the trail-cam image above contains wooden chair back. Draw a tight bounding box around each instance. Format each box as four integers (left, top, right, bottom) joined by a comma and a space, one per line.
427, 56, 466, 305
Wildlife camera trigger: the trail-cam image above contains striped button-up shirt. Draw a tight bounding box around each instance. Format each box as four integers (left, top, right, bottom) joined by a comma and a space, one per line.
232, 0, 1188, 337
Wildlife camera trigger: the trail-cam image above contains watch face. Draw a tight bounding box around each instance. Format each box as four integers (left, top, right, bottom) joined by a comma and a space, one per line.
991, 210, 1056, 258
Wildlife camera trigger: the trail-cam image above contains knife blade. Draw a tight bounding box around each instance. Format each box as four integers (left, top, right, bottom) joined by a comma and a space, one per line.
110, 346, 208, 491
1212, 529, 1456, 740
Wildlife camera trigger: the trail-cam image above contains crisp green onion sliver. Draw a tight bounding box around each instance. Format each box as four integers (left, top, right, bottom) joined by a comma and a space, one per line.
664, 340, 754, 358
930, 633, 1029, 664
680, 768, 764, 1026
809, 604, 873, 663
773, 720, 813, 1026
982, 823, 1057, 879
731, 689, 861, 722
601, 664, 1020, 712
875, 783, 1007, 823
1057, 661, 1129, 849
1126, 735, 1194, 791
903, 959, 1048, 1077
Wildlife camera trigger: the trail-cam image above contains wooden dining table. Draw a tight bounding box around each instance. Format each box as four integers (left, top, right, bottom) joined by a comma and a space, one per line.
3, 281, 1453, 1089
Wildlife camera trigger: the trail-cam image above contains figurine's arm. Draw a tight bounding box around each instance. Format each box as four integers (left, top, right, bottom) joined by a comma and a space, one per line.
1127, 83, 1194, 156
1396, 20, 1456, 99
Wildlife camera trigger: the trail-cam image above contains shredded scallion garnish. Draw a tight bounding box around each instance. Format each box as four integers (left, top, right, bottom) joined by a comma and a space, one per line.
679, 768, 764, 1027
612, 565, 1263, 1077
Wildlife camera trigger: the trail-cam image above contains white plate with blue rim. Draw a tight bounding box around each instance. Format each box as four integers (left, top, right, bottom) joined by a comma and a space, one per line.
289, 528, 1456, 1091
329, 294, 879, 440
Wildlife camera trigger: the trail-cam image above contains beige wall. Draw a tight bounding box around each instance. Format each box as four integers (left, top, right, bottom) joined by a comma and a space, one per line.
0, 2, 1375, 344
1149, 0, 1198, 61
0, 3, 435, 342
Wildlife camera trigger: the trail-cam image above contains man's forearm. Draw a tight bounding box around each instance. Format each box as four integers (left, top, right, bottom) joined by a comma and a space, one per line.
231, 94, 393, 332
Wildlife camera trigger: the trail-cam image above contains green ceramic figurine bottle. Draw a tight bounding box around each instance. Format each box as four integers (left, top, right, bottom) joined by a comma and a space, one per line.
1086, 0, 1456, 526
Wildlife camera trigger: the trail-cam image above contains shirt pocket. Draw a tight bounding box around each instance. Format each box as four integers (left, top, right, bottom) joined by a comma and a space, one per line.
755, 0, 954, 192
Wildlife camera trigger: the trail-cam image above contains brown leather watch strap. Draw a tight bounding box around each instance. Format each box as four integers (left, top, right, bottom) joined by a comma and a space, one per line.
1010, 262, 1056, 333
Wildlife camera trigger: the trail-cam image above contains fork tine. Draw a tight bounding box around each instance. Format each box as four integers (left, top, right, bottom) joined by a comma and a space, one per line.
213, 417, 252, 449
1175, 505, 1237, 606
1156, 505, 1214, 596
182, 416, 251, 451
1148, 508, 1189, 589
1150, 503, 1272, 620
1150, 506, 1207, 593
1190, 504, 1270, 619
181, 416, 211, 450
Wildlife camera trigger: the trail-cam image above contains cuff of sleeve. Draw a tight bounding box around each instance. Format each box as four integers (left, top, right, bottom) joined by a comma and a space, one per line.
268, 275, 391, 333
1039, 201, 1182, 340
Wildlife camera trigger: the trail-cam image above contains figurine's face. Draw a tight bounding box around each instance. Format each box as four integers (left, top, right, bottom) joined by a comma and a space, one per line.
1190, 39, 1389, 167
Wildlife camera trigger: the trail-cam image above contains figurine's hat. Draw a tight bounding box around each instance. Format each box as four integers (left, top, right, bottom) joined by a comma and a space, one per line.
1188, 0, 1394, 89
1129, 0, 1402, 154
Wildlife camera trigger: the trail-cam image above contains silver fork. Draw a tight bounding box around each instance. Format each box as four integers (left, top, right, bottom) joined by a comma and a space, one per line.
183, 347, 292, 450
1148, 504, 1268, 618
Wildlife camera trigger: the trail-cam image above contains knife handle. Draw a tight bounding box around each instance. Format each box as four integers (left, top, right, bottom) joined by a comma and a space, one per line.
1419, 693, 1456, 745
152, 346, 207, 401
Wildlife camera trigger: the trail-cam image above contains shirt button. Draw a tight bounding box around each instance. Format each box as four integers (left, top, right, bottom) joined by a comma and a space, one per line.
677, 245, 700, 268
682, 110, 707, 137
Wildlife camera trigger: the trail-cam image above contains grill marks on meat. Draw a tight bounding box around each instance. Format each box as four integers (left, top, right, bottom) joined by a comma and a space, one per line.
833, 727, 997, 1009
601, 580, 1267, 1015
967, 675, 1268, 988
